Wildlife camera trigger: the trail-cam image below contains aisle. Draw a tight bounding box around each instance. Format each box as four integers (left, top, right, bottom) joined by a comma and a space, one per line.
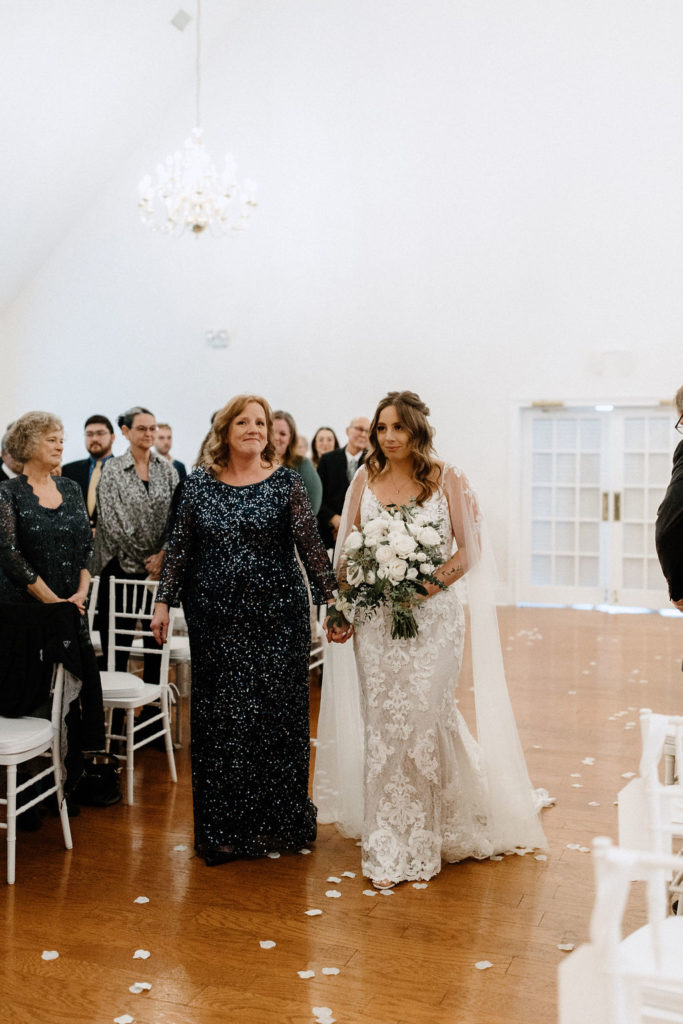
0, 606, 680, 1024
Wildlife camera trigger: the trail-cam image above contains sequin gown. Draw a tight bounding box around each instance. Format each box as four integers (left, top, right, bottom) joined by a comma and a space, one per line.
157, 466, 336, 860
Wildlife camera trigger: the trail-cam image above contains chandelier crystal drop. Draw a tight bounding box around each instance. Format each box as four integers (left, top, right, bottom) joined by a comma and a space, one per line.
137, 1, 257, 237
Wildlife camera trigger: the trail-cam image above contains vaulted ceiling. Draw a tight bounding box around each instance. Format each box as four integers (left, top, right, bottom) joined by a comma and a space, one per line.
0, 0, 251, 314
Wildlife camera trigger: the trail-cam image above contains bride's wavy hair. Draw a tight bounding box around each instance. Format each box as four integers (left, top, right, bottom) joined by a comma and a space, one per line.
365, 391, 441, 504
201, 394, 276, 476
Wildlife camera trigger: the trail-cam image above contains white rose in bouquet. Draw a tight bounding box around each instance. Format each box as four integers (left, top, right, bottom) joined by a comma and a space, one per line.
406, 566, 419, 579
416, 525, 441, 547
344, 530, 364, 553
420, 562, 435, 575
364, 518, 389, 537
375, 544, 395, 565
386, 557, 408, 583
390, 531, 417, 558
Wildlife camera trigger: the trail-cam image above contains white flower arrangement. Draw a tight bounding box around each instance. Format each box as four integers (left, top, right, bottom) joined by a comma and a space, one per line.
331, 501, 446, 640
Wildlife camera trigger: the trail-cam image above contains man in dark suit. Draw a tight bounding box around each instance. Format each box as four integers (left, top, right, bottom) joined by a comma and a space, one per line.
317, 415, 370, 549
62, 414, 115, 528
155, 423, 187, 481
0, 425, 21, 481
656, 385, 683, 612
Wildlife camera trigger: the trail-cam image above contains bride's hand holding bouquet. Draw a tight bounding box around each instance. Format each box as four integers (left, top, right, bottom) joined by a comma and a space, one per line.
326, 500, 447, 642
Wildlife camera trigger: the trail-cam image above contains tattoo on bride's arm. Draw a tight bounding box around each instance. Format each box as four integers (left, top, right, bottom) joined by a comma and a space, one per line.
441, 564, 464, 582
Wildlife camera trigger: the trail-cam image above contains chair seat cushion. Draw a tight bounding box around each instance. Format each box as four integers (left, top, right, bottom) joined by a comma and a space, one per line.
0, 716, 53, 754
100, 671, 156, 700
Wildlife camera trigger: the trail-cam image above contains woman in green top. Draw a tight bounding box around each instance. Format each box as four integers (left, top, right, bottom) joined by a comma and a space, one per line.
272, 411, 323, 515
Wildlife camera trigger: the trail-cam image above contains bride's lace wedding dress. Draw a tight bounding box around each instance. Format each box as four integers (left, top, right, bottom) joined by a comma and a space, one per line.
314, 464, 549, 885
356, 487, 494, 883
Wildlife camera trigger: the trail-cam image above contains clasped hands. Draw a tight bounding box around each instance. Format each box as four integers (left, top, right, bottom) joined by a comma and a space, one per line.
324, 604, 353, 644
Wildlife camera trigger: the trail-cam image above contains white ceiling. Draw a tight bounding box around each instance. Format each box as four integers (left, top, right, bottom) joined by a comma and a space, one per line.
0, 0, 251, 314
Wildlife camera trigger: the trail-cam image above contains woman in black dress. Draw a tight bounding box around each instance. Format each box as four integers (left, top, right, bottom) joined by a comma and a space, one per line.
151, 395, 343, 866
0, 411, 105, 796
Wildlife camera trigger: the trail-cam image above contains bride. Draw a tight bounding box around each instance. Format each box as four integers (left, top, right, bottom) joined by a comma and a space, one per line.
315, 391, 549, 889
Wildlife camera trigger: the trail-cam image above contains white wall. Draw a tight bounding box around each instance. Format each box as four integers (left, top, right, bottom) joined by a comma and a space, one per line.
2, 0, 682, 591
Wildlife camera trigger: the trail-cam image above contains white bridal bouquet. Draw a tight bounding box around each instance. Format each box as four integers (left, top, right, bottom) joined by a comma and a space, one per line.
330, 501, 447, 640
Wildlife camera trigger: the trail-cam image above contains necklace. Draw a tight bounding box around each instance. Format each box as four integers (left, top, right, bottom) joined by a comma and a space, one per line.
386, 469, 414, 495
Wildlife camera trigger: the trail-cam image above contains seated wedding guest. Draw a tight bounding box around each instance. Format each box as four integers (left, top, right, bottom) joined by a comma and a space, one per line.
311, 426, 340, 468
0, 412, 105, 819
93, 406, 178, 683
272, 410, 322, 514
316, 415, 370, 548
155, 422, 187, 481
0, 425, 22, 480
656, 385, 683, 611
150, 394, 338, 865
62, 414, 116, 529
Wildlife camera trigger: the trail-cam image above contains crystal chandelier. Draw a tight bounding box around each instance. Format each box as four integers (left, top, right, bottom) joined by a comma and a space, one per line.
138, 1, 257, 236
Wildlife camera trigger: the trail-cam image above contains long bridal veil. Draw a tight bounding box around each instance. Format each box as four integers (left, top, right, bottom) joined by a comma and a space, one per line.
313, 463, 551, 853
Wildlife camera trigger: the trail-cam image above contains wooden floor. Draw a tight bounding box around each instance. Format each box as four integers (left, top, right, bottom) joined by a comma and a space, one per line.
1, 606, 682, 1024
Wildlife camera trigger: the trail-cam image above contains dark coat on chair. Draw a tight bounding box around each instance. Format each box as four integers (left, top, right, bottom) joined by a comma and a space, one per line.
316, 447, 365, 550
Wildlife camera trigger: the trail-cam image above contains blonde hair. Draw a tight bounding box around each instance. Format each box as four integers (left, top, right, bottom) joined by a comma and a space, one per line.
365, 391, 440, 504
675, 386, 683, 415
5, 411, 63, 463
201, 395, 276, 476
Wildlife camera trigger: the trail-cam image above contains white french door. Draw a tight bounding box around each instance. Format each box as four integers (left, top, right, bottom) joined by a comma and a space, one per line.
518, 406, 674, 609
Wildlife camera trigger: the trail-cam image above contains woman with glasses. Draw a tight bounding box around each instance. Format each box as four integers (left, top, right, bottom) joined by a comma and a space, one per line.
655, 386, 683, 611
93, 406, 178, 683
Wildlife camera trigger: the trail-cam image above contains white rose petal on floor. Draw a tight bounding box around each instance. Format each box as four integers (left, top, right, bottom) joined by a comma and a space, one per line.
132, 950, 150, 959
41, 951, 59, 961
362, 890, 378, 897
321, 967, 340, 975
325, 890, 341, 898
297, 970, 315, 979
341, 871, 355, 878
326, 876, 342, 883
133, 897, 149, 904
557, 943, 575, 952
172, 844, 188, 852
305, 909, 323, 916
267, 852, 280, 859
474, 961, 493, 970
259, 941, 276, 949
412, 883, 428, 889
299, 848, 312, 855
114, 1016, 135, 1024
129, 982, 152, 994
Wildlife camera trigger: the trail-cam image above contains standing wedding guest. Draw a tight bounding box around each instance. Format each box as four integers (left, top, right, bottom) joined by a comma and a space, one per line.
315, 391, 548, 889
150, 395, 339, 866
93, 406, 177, 683
272, 410, 323, 514
0, 412, 105, 802
316, 415, 370, 548
656, 385, 683, 611
0, 425, 22, 480
62, 415, 116, 529
311, 426, 340, 469
295, 434, 309, 459
155, 423, 187, 482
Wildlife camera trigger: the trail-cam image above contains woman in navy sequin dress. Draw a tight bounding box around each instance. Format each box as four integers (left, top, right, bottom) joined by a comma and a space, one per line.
152, 396, 339, 866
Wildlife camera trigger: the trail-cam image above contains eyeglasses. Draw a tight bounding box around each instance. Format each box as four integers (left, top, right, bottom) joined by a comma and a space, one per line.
131, 426, 157, 434
676, 414, 683, 435
85, 430, 111, 438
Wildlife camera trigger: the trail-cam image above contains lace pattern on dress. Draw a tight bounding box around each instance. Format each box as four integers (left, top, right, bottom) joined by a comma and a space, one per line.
356, 486, 496, 882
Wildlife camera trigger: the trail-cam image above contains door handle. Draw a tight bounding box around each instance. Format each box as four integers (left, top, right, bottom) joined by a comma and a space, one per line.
602, 492, 609, 521
613, 492, 621, 522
